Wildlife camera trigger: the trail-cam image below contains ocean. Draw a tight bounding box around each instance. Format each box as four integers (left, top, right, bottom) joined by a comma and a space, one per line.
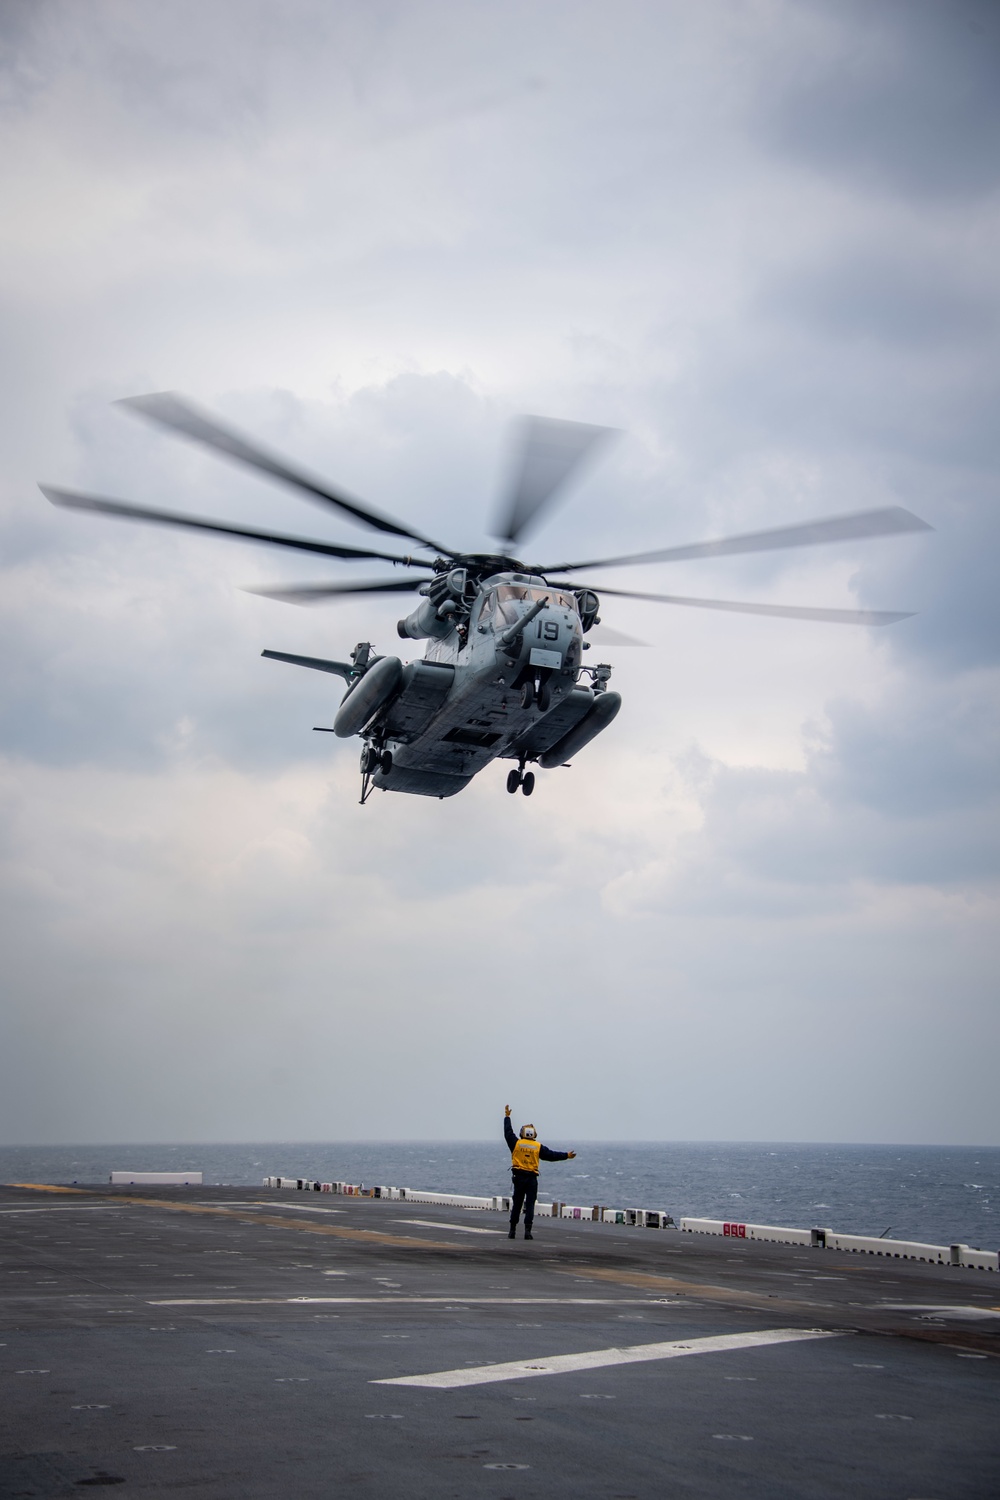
1, 1141, 996, 1251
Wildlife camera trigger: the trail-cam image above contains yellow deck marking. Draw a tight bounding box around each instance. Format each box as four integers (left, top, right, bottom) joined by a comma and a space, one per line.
121, 1198, 464, 1251
6, 1186, 461, 1251
561, 1265, 829, 1315
8, 1184, 90, 1194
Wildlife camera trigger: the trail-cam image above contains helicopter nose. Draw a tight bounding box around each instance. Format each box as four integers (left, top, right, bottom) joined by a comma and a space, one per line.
524, 609, 575, 669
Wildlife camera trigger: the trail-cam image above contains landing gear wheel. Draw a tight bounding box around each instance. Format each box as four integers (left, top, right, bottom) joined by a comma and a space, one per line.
537, 681, 552, 712
379, 749, 393, 775
506, 768, 521, 794
521, 771, 535, 797
520, 681, 535, 710
361, 746, 378, 775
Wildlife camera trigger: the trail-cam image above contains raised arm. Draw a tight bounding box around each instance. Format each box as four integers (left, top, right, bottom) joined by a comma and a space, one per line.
503, 1105, 517, 1153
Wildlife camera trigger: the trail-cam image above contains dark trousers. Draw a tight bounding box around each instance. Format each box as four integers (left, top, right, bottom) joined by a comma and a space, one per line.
510, 1169, 538, 1230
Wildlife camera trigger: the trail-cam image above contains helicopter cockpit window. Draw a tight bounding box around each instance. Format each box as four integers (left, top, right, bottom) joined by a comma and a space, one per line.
478, 591, 495, 621
494, 585, 574, 623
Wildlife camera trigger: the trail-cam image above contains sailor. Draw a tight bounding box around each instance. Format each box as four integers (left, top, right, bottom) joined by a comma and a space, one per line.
503, 1105, 576, 1240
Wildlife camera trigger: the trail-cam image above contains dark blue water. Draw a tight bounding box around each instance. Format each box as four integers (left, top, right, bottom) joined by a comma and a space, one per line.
1, 1141, 996, 1251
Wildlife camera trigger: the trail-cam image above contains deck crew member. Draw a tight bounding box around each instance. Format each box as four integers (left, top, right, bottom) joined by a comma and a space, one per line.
504, 1105, 576, 1240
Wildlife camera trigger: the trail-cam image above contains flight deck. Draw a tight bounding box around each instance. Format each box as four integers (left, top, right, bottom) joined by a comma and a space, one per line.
1, 1182, 997, 1497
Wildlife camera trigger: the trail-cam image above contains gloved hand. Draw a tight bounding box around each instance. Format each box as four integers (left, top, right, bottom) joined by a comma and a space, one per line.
567, 1151, 577, 1159
504, 1105, 511, 1117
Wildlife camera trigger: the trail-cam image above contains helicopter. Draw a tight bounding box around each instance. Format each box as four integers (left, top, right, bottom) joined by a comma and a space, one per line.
41, 393, 931, 802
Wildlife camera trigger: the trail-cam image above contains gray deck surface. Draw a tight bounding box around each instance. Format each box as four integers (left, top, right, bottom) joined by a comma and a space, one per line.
1, 1182, 998, 1497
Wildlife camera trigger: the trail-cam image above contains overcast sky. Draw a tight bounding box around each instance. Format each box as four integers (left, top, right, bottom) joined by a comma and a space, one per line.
1, 0, 997, 1148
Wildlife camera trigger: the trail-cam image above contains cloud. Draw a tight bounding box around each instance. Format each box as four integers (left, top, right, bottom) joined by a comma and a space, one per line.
759, 250, 994, 352
0, 0, 997, 1147
757, 0, 1000, 202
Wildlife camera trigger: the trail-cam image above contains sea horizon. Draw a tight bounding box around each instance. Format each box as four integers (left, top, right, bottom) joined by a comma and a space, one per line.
2, 1139, 996, 1252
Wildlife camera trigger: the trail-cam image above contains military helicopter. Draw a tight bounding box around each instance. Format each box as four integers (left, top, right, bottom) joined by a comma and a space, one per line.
41, 393, 930, 802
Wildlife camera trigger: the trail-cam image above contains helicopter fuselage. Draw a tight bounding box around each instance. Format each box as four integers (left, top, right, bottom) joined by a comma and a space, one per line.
341, 572, 620, 800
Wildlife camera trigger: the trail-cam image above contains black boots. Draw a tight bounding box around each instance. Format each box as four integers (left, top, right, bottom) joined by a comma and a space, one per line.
508, 1225, 516, 1239
524, 1228, 533, 1240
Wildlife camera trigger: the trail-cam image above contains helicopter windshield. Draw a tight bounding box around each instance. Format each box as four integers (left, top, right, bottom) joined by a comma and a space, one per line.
494, 585, 574, 620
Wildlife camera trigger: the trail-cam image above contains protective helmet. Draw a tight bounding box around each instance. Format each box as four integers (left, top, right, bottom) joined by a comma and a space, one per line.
519, 1124, 537, 1140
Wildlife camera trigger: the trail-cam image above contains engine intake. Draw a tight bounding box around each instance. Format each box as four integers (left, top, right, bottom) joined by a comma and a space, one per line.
397, 567, 474, 640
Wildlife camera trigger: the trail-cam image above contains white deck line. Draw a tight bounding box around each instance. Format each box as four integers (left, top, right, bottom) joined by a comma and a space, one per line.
374, 1328, 844, 1388
247, 1203, 345, 1215
148, 1296, 657, 1307
0, 1206, 128, 1214
880, 1303, 1000, 1319
394, 1218, 504, 1235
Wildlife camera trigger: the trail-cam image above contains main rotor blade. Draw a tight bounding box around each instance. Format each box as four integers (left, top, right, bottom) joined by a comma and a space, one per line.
244, 576, 430, 604
492, 415, 616, 548
41, 485, 423, 565
538, 506, 932, 574
586, 621, 651, 646
547, 582, 914, 626
118, 391, 450, 553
